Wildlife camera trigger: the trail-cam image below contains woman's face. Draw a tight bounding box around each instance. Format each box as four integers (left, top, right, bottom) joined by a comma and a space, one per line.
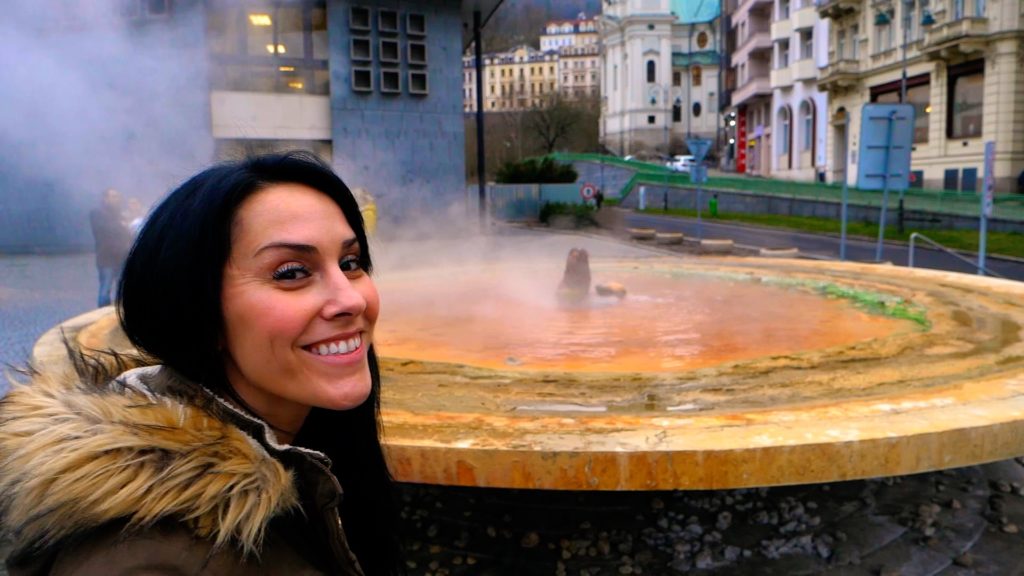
220, 183, 379, 437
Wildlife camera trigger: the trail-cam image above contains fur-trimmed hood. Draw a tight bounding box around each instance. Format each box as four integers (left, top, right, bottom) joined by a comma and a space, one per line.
0, 364, 302, 558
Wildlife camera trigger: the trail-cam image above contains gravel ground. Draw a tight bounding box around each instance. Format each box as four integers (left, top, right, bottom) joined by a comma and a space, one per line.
3, 247, 1024, 575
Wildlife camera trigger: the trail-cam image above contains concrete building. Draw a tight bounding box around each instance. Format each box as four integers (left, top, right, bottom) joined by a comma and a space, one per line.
463, 45, 559, 112
540, 14, 600, 52
600, 1, 724, 157
769, 0, 830, 181
817, 0, 1024, 192
462, 15, 600, 112
727, 0, 774, 175
1, 0, 504, 252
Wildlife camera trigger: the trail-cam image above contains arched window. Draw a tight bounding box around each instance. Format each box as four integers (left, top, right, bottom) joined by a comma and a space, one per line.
799, 100, 813, 152
647, 60, 656, 83
692, 65, 702, 87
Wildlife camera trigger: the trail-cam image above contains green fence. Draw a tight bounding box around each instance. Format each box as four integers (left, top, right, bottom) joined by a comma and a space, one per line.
551, 153, 1024, 222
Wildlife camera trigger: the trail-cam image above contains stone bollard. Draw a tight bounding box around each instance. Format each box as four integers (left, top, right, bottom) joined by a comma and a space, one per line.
758, 247, 799, 258
628, 228, 657, 240
655, 232, 684, 245
700, 239, 734, 255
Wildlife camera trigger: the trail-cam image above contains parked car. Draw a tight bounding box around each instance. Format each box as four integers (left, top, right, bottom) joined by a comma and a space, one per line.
666, 155, 695, 173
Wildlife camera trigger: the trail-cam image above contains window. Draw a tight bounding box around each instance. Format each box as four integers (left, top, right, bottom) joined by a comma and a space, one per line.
613, 64, 618, 91
871, 75, 931, 143
647, 60, 656, 83
851, 25, 860, 58
780, 0, 790, 19
692, 66, 702, 87
708, 92, 716, 113
673, 70, 682, 86
648, 115, 656, 125
673, 102, 682, 122
800, 101, 813, 151
778, 40, 790, 68
206, 2, 329, 95
801, 31, 813, 60
836, 30, 846, 60
779, 107, 790, 155
948, 61, 984, 138
697, 31, 709, 49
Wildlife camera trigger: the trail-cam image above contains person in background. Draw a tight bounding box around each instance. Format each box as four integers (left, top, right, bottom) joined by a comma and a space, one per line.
0, 153, 400, 575
594, 189, 604, 211
124, 197, 146, 236
88, 188, 132, 307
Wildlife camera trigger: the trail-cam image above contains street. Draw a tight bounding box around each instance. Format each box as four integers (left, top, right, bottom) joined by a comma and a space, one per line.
625, 212, 1024, 281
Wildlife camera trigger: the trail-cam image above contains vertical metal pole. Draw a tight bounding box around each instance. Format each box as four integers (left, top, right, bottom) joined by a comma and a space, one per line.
840, 113, 850, 261
897, 0, 911, 234
979, 141, 995, 275
874, 111, 896, 262
697, 179, 703, 240
473, 11, 487, 229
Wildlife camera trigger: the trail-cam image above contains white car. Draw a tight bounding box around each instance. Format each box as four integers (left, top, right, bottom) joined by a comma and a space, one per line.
666, 155, 695, 173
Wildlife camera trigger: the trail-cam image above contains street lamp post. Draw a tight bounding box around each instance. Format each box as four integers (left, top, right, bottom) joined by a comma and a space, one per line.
897, 0, 915, 233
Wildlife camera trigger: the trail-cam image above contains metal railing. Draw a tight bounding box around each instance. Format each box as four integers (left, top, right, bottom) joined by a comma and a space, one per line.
907, 232, 1005, 278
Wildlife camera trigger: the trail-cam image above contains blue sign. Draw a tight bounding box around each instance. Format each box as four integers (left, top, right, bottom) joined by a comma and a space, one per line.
856, 104, 915, 192
691, 165, 708, 184
686, 137, 712, 163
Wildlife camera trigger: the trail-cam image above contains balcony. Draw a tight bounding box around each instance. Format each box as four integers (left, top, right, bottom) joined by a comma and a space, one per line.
731, 31, 772, 67
792, 58, 818, 81
731, 76, 771, 107
817, 59, 861, 92
793, 5, 817, 30
770, 66, 793, 89
733, 0, 773, 26
921, 16, 990, 60
770, 19, 792, 42
815, 0, 859, 19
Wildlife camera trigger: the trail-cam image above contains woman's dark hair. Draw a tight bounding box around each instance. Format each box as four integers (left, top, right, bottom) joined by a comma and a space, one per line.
118, 151, 399, 575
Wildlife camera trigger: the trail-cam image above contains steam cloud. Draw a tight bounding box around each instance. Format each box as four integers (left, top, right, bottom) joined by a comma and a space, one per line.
0, 1, 213, 251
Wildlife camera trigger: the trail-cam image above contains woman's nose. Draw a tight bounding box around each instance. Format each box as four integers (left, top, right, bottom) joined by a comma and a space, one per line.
320, 269, 367, 319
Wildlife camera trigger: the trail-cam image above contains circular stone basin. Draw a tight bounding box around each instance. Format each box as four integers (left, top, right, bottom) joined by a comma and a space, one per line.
34, 258, 1024, 491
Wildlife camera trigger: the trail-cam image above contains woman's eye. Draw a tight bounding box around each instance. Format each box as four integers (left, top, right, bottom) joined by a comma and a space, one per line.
272, 263, 311, 281
340, 255, 363, 274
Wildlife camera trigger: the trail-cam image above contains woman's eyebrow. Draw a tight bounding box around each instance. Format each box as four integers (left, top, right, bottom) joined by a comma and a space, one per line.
253, 242, 318, 257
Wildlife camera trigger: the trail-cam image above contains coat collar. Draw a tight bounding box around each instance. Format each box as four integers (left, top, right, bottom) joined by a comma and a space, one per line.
0, 364, 303, 557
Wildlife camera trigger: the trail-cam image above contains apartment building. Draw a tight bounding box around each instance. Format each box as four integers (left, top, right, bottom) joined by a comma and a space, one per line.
463, 45, 558, 112
769, 0, 830, 181
817, 0, 1024, 192
728, 0, 774, 175
541, 14, 599, 51
600, 0, 723, 157
463, 15, 600, 112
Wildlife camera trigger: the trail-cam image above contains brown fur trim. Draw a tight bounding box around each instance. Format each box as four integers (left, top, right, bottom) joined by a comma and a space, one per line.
0, 369, 299, 557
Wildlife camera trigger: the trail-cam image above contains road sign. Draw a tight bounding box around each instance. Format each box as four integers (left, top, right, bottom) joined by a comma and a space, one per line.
856, 104, 915, 192
686, 138, 712, 163
579, 182, 597, 200
691, 165, 708, 184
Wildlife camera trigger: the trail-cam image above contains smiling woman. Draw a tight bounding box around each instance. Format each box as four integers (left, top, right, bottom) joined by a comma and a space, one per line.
0, 153, 399, 575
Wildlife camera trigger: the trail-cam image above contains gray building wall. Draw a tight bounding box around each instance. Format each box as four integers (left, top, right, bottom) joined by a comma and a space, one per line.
327, 0, 465, 228
0, 1, 214, 253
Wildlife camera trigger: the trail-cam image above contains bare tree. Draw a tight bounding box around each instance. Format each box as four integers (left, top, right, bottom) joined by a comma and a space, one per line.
527, 94, 582, 154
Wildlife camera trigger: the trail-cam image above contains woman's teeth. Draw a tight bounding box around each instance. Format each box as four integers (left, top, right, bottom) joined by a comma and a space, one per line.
309, 334, 361, 356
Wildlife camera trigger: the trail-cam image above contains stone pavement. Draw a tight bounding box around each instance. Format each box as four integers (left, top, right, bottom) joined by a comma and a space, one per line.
3, 245, 1024, 575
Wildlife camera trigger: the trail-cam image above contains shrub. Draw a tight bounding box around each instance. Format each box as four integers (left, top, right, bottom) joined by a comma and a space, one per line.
496, 157, 578, 184
538, 201, 597, 227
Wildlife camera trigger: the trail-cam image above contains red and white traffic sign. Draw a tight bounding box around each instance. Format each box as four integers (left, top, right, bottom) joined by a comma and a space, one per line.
579, 183, 597, 200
